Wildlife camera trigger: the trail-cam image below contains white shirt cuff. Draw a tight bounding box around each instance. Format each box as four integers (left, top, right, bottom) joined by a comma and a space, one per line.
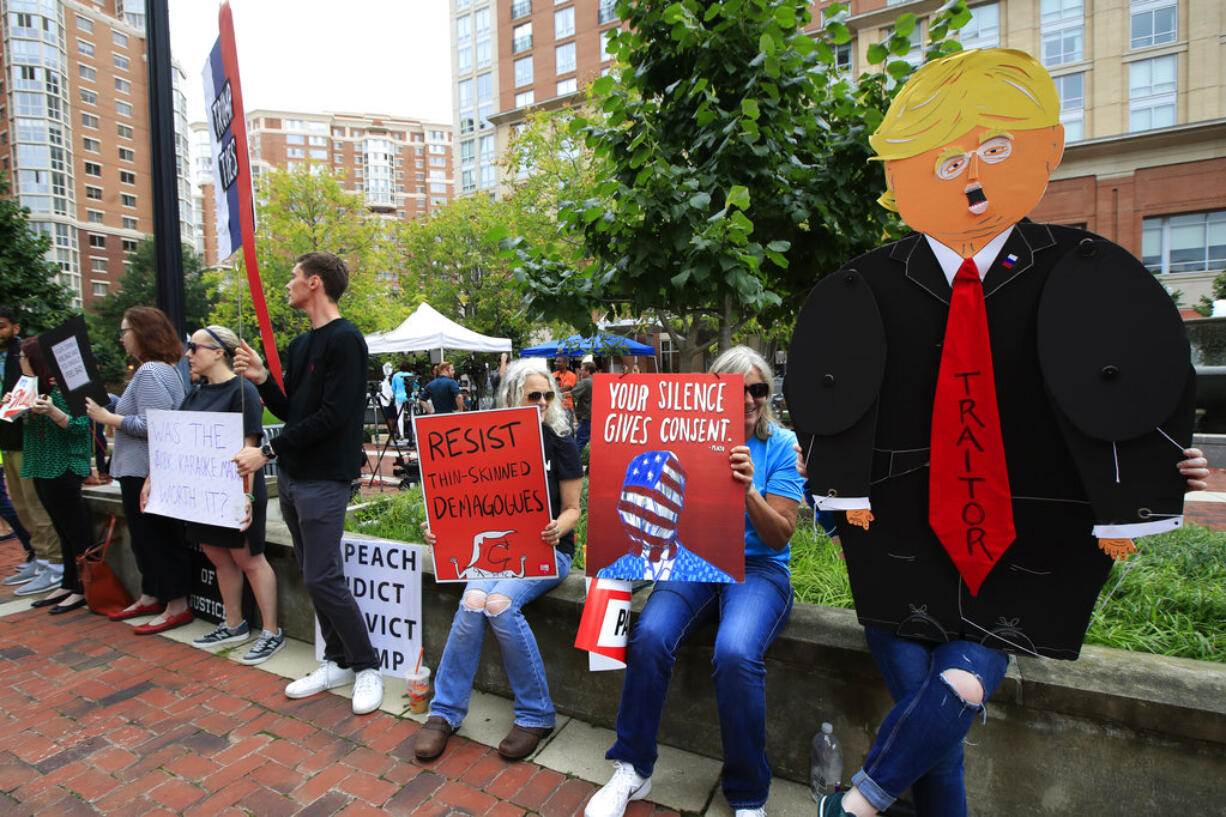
815, 496, 870, 511
1092, 517, 1183, 539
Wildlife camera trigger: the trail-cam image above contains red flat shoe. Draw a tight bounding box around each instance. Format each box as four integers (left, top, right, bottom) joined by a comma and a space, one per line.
132, 609, 193, 635
109, 602, 165, 621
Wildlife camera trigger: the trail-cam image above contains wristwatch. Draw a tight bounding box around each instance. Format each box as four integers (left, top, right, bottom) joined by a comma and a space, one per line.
260, 442, 277, 460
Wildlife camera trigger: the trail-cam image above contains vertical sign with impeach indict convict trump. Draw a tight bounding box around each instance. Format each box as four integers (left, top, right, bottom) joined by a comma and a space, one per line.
414, 406, 556, 582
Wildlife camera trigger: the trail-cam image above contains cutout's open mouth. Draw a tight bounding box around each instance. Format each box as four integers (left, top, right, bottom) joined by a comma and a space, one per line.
964, 184, 988, 215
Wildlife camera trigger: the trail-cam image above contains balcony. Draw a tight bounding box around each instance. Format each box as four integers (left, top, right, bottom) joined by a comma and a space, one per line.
512, 34, 533, 54
511, 0, 531, 21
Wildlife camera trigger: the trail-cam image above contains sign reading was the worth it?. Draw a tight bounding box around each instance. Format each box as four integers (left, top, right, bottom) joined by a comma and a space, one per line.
144, 409, 247, 529
414, 406, 557, 583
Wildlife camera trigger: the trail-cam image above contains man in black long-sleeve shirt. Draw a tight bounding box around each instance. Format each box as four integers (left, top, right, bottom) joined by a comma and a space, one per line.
234, 252, 383, 716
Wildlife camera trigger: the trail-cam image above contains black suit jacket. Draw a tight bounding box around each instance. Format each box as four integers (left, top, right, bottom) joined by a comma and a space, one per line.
786, 222, 1193, 659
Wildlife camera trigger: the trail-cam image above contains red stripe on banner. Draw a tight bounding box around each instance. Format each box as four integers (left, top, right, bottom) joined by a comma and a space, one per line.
621, 484, 682, 515
218, 2, 283, 391
616, 499, 678, 533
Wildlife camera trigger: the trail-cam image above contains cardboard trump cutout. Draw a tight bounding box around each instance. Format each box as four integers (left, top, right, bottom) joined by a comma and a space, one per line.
784, 49, 1195, 660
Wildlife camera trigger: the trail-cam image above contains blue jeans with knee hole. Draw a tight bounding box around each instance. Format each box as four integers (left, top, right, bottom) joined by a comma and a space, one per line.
429, 552, 571, 729
853, 629, 1009, 817
607, 557, 793, 809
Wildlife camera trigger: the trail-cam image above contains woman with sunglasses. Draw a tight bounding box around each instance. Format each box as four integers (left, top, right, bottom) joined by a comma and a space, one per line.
587, 346, 805, 817
413, 358, 583, 763
140, 325, 283, 664
85, 306, 188, 632
4, 339, 93, 615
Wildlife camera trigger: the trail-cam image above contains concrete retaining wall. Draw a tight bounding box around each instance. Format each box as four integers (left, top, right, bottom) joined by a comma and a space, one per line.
85, 488, 1226, 817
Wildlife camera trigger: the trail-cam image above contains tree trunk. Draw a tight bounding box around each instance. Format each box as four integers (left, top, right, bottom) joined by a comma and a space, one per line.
718, 294, 734, 354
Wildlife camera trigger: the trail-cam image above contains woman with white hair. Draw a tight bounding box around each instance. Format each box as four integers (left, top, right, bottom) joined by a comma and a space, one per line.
587, 345, 805, 817
414, 358, 583, 762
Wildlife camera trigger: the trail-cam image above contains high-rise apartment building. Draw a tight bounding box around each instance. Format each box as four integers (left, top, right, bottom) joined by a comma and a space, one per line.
0, 0, 195, 309
191, 110, 454, 268
457, 0, 1224, 304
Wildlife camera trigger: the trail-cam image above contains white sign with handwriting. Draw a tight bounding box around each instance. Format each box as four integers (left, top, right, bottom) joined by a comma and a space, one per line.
144, 409, 246, 529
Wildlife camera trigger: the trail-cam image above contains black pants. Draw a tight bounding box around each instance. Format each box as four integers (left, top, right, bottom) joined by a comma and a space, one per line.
34, 473, 90, 593
119, 476, 190, 602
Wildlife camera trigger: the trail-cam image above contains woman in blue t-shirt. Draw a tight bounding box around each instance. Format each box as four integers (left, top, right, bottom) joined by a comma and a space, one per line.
413, 358, 583, 763
587, 346, 805, 817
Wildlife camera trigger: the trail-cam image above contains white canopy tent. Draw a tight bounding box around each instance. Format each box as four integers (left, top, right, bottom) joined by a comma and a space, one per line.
364, 302, 511, 355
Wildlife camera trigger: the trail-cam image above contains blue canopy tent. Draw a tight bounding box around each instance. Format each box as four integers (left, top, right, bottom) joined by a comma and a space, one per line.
521, 333, 655, 358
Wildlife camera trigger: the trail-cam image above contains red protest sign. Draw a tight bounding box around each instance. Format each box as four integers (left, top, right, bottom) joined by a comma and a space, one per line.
587, 373, 745, 582
414, 406, 557, 582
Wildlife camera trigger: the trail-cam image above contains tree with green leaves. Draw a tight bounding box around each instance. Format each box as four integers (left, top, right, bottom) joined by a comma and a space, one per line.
0, 172, 75, 333
206, 165, 406, 355
508, 0, 969, 370
87, 238, 213, 383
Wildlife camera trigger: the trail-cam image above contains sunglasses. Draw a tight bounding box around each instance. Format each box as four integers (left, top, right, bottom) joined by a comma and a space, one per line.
186, 341, 222, 354
745, 382, 770, 399
526, 391, 556, 403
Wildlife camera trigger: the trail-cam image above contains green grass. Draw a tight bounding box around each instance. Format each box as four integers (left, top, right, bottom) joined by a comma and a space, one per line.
345, 486, 1225, 663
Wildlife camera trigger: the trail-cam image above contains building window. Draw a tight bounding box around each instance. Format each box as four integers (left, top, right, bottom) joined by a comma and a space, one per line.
117, 123, 133, 139
511, 0, 531, 21
92, 281, 109, 297
79, 64, 96, 81
84, 161, 102, 177
599, 0, 618, 24
121, 193, 136, 207
78, 39, 95, 57
557, 77, 578, 96
514, 56, 534, 89
114, 77, 131, 94
286, 134, 305, 145
122, 216, 138, 230
120, 170, 136, 184
601, 28, 618, 62
77, 14, 93, 32
287, 148, 305, 158
113, 53, 129, 71
430, 182, 447, 194
477, 72, 494, 129
88, 233, 106, 249
116, 100, 132, 117
1130, 0, 1176, 49
112, 30, 128, 47
456, 14, 472, 74
87, 209, 104, 223
555, 42, 576, 75
1040, 0, 1084, 67
118, 147, 135, 161
513, 22, 533, 54
122, 238, 138, 253
475, 7, 492, 69
85, 186, 103, 200
834, 42, 853, 74
83, 136, 100, 152
80, 88, 97, 105
1142, 210, 1226, 275
1053, 72, 1085, 142
1129, 54, 1176, 131
90, 258, 108, 273
516, 90, 535, 107
961, 2, 1000, 50
555, 6, 575, 39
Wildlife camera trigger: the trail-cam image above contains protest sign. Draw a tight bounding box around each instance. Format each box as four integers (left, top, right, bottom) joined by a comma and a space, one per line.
414, 406, 556, 582
587, 373, 745, 581
314, 537, 424, 677
575, 577, 633, 671
36, 315, 109, 416
0, 375, 38, 422
144, 409, 246, 529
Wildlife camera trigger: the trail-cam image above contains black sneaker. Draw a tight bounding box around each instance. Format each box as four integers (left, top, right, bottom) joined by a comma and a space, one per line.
193, 621, 250, 647
241, 629, 285, 665
819, 791, 849, 817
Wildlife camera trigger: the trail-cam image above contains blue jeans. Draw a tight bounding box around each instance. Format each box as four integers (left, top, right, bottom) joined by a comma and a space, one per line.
430, 552, 571, 729
0, 464, 32, 554
607, 557, 793, 809
853, 629, 1009, 817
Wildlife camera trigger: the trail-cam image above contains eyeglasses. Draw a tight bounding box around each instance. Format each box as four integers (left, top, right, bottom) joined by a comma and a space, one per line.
744, 382, 770, 399
117, 327, 132, 339
186, 341, 222, 354
933, 136, 1013, 180
526, 391, 555, 403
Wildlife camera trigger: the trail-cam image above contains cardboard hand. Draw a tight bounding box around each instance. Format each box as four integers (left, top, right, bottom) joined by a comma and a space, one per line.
1097, 538, 1137, 560
847, 509, 874, 530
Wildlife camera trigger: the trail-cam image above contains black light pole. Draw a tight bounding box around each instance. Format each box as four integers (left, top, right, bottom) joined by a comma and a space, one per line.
145, 0, 186, 335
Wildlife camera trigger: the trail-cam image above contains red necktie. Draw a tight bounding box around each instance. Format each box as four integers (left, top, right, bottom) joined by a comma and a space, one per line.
929, 257, 1015, 596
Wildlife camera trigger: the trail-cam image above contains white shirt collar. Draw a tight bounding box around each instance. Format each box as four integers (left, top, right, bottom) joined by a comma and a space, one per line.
924, 226, 1016, 286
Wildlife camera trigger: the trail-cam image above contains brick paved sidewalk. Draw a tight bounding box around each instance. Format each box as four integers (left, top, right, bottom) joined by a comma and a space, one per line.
0, 591, 678, 817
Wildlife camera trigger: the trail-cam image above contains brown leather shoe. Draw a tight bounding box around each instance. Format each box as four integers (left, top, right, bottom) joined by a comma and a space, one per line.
413, 716, 453, 760
497, 724, 553, 760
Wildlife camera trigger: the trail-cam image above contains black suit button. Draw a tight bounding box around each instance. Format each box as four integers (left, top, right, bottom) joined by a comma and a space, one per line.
1077, 238, 1097, 257
823, 374, 836, 386
844, 271, 857, 285
1101, 365, 1119, 379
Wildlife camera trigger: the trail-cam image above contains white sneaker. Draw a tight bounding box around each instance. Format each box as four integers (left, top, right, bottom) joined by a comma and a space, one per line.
284, 661, 354, 699
351, 668, 384, 715
735, 809, 767, 817
585, 760, 651, 817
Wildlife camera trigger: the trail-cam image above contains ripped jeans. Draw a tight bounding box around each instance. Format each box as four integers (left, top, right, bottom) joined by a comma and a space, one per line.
429, 552, 571, 730
853, 629, 1009, 817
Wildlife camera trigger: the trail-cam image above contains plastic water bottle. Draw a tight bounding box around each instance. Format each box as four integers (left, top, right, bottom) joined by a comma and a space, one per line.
810, 722, 843, 801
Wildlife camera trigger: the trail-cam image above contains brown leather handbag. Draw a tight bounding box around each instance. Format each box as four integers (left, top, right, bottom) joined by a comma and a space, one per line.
77, 516, 133, 615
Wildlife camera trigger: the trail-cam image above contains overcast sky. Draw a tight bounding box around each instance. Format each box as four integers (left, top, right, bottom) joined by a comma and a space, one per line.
168, 0, 454, 127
